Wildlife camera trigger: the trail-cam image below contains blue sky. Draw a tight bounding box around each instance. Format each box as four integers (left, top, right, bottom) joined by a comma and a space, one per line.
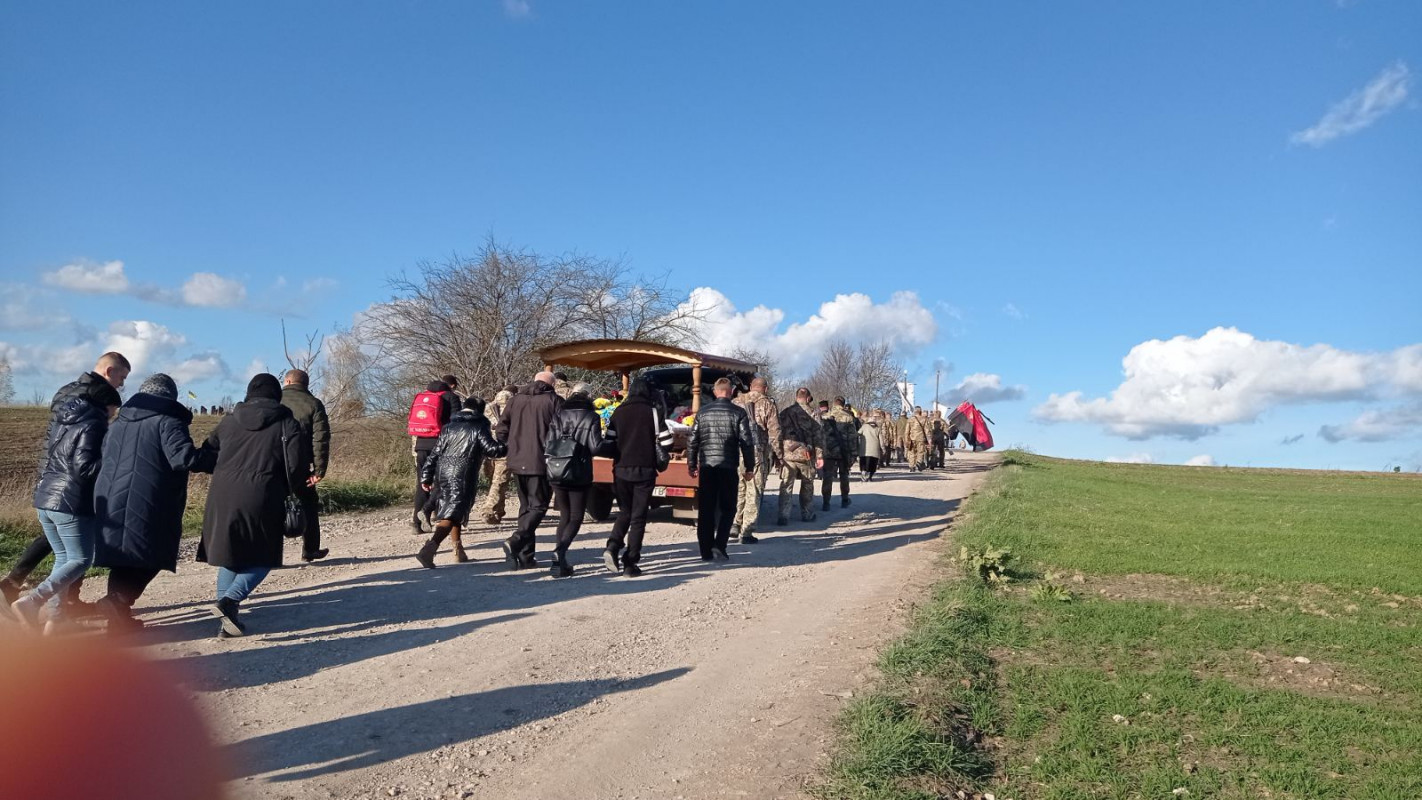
2, 1, 1419, 471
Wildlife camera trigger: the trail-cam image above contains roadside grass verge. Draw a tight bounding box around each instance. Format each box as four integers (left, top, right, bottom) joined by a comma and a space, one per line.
819, 451, 1422, 799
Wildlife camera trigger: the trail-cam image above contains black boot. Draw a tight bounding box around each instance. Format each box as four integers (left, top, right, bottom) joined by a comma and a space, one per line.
550, 549, 574, 578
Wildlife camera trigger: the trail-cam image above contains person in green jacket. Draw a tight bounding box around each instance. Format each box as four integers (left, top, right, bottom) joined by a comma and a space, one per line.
281, 369, 331, 562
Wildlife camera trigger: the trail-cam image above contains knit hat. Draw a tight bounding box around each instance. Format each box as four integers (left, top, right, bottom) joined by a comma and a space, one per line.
245, 373, 282, 402
138, 373, 178, 400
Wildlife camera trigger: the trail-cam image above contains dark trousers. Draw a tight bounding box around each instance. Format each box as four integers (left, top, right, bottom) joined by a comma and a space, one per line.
607, 476, 655, 565
822, 457, 852, 501
509, 474, 551, 561
860, 456, 880, 478
931, 443, 945, 468
6, 534, 52, 582
553, 485, 589, 555
696, 467, 739, 558
5, 535, 84, 603
297, 481, 322, 556
414, 449, 438, 520
104, 566, 161, 609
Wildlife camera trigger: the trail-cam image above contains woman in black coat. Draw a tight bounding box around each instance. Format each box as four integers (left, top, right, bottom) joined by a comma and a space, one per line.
601, 378, 671, 578
92, 374, 214, 632
544, 385, 606, 578
416, 396, 507, 568
197, 374, 307, 638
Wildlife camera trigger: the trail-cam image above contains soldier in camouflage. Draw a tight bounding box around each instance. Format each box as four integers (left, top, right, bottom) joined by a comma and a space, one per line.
820, 396, 860, 509
776, 387, 824, 524
731, 377, 781, 544
930, 409, 948, 469
904, 406, 931, 471
478, 385, 518, 525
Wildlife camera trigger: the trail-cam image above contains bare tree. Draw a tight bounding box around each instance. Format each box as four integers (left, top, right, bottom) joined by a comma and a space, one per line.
321, 326, 374, 420
804, 340, 904, 412
357, 237, 708, 408
0, 357, 13, 405
282, 319, 324, 374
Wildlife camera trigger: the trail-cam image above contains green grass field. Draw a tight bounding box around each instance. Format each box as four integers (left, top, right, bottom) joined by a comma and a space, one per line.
820, 452, 1422, 800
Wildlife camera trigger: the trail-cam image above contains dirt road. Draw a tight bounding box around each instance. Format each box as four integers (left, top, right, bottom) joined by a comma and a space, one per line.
119, 453, 997, 799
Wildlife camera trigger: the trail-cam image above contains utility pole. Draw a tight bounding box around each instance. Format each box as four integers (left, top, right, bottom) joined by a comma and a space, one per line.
934, 366, 941, 414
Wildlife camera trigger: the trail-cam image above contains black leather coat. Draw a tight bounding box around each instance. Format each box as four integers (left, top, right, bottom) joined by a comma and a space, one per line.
420, 410, 508, 521
543, 397, 607, 488
34, 397, 109, 515
688, 398, 755, 471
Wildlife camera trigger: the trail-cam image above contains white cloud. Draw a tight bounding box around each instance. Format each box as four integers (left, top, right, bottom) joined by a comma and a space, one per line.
503, 0, 531, 18
941, 372, 1026, 406
1319, 404, 1422, 443
181, 273, 247, 308
241, 357, 269, 379
1034, 327, 1422, 440
0, 285, 68, 331
302, 277, 339, 293
683, 288, 939, 376
1003, 303, 1026, 320
167, 352, 231, 386
1106, 453, 1154, 464
1291, 61, 1411, 147
102, 320, 187, 374
1184, 454, 1216, 467
42, 260, 131, 294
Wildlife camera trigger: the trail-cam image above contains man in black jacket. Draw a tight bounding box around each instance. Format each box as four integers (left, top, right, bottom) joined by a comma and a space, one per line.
496, 370, 562, 569
1, 352, 128, 609
687, 378, 755, 562
282, 369, 332, 562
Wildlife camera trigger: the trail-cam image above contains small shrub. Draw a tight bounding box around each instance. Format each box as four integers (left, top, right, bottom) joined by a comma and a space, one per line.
959, 545, 1013, 587
1029, 582, 1073, 603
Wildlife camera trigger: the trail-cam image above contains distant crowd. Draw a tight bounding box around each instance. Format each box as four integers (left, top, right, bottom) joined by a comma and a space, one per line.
3, 351, 965, 639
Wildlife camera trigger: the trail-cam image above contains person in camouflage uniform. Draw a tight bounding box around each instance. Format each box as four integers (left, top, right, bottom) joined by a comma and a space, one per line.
776, 387, 824, 524
731, 377, 781, 543
894, 411, 910, 465
877, 409, 897, 466
904, 406, 931, 471
820, 396, 860, 509
930, 410, 948, 469
478, 385, 518, 525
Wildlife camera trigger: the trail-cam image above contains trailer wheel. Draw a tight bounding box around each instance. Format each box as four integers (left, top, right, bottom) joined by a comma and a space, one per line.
587, 485, 616, 521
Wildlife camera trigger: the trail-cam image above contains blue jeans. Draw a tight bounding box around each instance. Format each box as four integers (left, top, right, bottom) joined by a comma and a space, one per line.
216, 567, 271, 603
33, 509, 95, 611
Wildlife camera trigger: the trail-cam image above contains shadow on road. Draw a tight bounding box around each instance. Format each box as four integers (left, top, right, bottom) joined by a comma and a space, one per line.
224, 667, 692, 782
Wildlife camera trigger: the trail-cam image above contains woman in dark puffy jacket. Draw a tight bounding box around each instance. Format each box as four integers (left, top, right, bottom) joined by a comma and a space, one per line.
543, 384, 606, 578
416, 396, 507, 568
197, 374, 307, 638
92, 374, 214, 632
10, 393, 115, 630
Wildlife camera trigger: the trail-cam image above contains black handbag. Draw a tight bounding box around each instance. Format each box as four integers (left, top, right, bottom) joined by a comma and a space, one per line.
280, 434, 305, 539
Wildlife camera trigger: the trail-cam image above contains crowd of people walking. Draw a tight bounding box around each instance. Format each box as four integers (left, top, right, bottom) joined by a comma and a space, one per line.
3, 351, 961, 639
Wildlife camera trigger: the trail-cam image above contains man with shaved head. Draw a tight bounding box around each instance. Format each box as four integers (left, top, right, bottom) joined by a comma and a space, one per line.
2, 352, 129, 609
281, 369, 332, 562
495, 370, 563, 569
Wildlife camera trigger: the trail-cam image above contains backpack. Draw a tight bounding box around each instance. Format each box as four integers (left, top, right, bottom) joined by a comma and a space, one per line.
407, 391, 447, 437
545, 434, 592, 486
